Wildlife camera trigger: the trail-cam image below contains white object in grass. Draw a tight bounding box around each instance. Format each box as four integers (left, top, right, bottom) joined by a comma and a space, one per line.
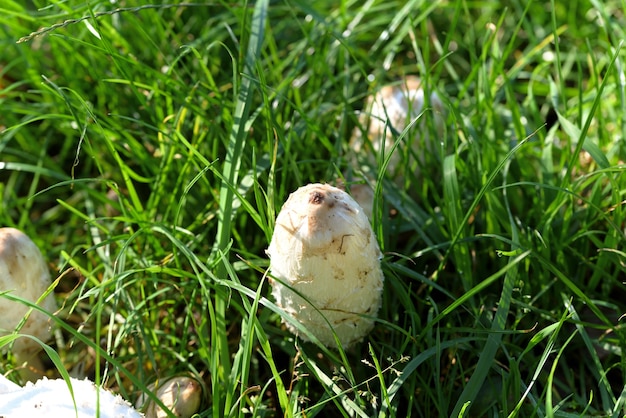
136, 376, 202, 418
0, 374, 20, 393
0, 228, 57, 374
352, 75, 444, 175
0, 375, 142, 417
267, 183, 384, 348
349, 76, 445, 217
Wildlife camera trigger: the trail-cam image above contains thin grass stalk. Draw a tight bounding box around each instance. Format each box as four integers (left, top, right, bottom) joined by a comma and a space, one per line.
209, 1, 268, 415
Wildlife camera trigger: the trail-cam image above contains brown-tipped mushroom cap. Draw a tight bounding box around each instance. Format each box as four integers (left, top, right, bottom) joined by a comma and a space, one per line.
0, 228, 57, 364
267, 184, 384, 348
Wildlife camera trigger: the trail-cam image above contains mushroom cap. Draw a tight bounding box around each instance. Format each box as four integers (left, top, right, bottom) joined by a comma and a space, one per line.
0, 376, 142, 417
267, 184, 384, 347
0, 228, 57, 358
348, 76, 445, 214
352, 76, 445, 174
135, 376, 202, 418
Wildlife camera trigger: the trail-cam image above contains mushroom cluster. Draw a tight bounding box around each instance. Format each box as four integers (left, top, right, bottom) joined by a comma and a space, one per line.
267, 183, 384, 348
0, 227, 57, 377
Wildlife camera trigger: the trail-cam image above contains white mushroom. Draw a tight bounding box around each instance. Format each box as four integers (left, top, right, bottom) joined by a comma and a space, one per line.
267, 183, 384, 348
349, 76, 445, 216
0, 375, 142, 417
0, 227, 57, 377
0, 373, 20, 393
136, 376, 202, 418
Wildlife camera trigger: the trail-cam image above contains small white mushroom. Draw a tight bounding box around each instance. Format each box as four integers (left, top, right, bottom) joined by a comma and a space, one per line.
136, 376, 202, 418
267, 183, 384, 348
0, 227, 57, 377
349, 76, 445, 216
0, 375, 142, 417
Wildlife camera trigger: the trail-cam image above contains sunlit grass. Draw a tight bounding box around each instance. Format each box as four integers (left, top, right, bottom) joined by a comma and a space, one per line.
1, 0, 625, 417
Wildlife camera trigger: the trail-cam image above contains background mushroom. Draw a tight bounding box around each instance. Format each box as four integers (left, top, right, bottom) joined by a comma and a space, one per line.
135, 376, 202, 418
0, 227, 57, 379
348, 76, 445, 217
267, 183, 384, 348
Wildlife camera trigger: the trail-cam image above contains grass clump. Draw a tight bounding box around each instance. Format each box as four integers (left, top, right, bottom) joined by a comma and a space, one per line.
1, 0, 625, 416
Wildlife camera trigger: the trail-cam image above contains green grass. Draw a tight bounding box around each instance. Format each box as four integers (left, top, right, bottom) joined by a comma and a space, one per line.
1, 0, 625, 416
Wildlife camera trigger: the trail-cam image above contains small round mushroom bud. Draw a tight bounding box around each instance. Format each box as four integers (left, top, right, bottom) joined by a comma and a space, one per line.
136, 376, 202, 418
267, 183, 384, 348
349, 76, 445, 214
0, 376, 143, 417
0, 228, 57, 377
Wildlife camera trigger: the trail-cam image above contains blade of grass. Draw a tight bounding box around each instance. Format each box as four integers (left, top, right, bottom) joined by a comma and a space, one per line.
213, 0, 268, 271
443, 154, 473, 292
451, 156, 523, 417
508, 310, 572, 417
209, 1, 267, 415
544, 301, 582, 418
561, 295, 615, 411
437, 127, 540, 285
